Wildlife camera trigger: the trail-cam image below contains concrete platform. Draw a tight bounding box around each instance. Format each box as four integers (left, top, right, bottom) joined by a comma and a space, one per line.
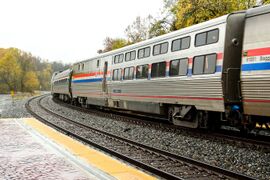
0, 118, 156, 180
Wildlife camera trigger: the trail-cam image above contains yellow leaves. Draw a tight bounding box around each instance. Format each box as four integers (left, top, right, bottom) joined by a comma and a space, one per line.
0, 48, 22, 91
23, 71, 40, 93
173, 0, 257, 29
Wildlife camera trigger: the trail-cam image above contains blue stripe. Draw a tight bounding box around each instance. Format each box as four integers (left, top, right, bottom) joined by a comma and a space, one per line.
242, 62, 270, 71
72, 78, 103, 83
216, 66, 222, 72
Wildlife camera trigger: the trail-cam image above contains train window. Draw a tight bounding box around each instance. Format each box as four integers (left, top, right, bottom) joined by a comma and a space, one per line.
114, 56, 119, 64
151, 62, 166, 78
144, 47, 150, 57
125, 50, 136, 61
78, 64, 80, 71
153, 42, 168, 56
153, 44, 160, 56
169, 58, 188, 76
207, 29, 219, 44
195, 29, 219, 47
172, 36, 190, 52
82, 63, 84, 70
161, 43, 168, 54
125, 52, 131, 61
112, 69, 122, 81
138, 49, 144, 59
193, 54, 216, 75
195, 32, 207, 47
114, 54, 124, 64
124, 67, 134, 80
136, 64, 149, 79
181, 37, 190, 50
97, 60, 100, 67
138, 47, 151, 59
204, 54, 216, 74
130, 51, 136, 60
119, 54, 124, 62
172, 39, 181, 51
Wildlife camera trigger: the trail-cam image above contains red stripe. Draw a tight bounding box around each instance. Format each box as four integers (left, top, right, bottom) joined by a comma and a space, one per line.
243, 99, 270, 103
188, 58, 193, 64
111, 93, 223, 101
166, 61, 170, 68
72, 91, 103, 96
246, 47, 270, 57
217, 53, 223, 60
73, 72, 103, 78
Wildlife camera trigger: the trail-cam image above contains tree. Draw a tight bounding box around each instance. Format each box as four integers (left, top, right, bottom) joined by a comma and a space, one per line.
37, 63, 52, 90
172, 0, 256, 29
125, 16, 153, 43
23, 71, 39, 93
261, 0, 270, 4
149, 18, 171, 38
18, 51, 36, 91
99, 37, 128, 53
0, 48, 22, 92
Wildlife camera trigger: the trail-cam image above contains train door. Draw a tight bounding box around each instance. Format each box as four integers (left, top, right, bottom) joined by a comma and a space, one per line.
102, 61, 108, 93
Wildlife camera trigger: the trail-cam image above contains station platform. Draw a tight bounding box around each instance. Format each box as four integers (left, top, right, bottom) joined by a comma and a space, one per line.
0, 118, 156, 180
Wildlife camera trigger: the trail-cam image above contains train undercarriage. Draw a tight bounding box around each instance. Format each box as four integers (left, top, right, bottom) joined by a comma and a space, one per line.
53, 93, 270, 134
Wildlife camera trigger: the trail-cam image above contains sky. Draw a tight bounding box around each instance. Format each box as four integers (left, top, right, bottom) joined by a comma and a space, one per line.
0, 0, 164, 64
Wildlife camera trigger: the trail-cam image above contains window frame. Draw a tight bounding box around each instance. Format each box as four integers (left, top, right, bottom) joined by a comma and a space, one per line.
169, 58, 189, 77
114, 54, 124, 64
123, 66, 135, 80
112, 69, 122, 81
171, 36, 191, 52
136, 64, 149, 79
125, 50, 136, 62
137, 46, 151, 59
195, 28, 219, 47
192, 53, 217, 75
153, 42, 169, 56
151, 61, 166, 78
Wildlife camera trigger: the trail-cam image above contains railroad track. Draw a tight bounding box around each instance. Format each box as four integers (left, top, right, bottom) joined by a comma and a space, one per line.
52, 95, 270, 149
25, 95, 256, 180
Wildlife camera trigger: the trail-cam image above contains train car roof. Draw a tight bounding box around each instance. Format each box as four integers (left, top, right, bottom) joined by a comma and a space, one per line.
74, 14, 230, 65
53, 69, 71, 80
246, 4, 270, 17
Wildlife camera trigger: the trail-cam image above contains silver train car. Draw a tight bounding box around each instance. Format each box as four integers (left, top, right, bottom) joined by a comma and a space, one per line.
52, 5, 270, 130
51, 69, 72, 102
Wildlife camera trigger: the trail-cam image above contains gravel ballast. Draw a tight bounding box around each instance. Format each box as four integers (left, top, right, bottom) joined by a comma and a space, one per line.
0, 94, 32, 118
41, 96, 270, 180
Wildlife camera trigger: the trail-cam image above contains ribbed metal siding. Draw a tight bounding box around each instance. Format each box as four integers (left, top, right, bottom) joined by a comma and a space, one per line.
241, 71, 270, 116
108, 75, 224, 112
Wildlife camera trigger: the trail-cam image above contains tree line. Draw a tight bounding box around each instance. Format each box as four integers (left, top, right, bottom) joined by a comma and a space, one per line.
0, 48, 70, 93
98, 0, 270, 52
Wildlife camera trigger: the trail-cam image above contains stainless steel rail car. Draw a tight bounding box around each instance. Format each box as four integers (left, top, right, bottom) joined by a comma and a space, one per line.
52, 5, 270, 130
51, 69, 72, 102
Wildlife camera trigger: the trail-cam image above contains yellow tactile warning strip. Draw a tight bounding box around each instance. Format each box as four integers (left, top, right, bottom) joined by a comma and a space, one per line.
23, 118, 156, 180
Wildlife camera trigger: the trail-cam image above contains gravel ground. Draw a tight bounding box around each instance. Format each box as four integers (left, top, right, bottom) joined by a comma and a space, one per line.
42, 96, 270, 180
0, 94, 32, 118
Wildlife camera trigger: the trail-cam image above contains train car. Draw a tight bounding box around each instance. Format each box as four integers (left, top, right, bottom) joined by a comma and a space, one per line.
57, 5, 270, 130
240, 5, 270, 128
51, 69, 72, 102
70, 12, 244, 129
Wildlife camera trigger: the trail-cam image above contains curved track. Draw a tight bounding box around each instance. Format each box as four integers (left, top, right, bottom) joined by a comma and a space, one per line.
53, 96, 270, 148
25, 95, 256, 180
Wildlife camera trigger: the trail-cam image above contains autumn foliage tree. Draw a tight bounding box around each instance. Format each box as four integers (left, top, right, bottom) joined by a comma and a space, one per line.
0, 48, 70, 93
23, 71, 40, 93
172, 0, 257, 29
0, 48, 21, 92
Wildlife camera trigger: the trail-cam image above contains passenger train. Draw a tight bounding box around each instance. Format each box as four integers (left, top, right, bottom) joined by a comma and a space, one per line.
51, 5, 270, 131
